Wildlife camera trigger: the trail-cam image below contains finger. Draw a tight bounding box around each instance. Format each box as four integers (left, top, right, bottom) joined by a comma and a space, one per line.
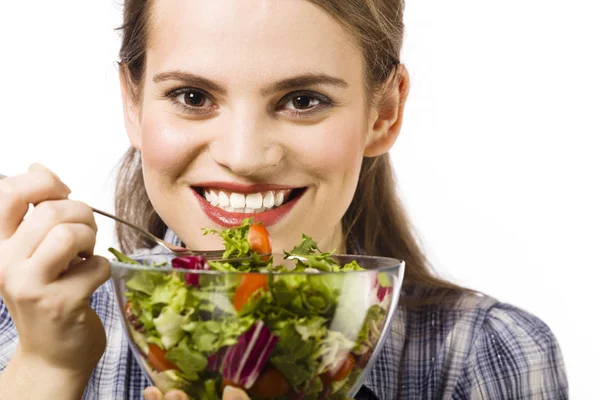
143, 386, 164, 400
28, 163, 65, 183
164, 389, 190, 400
53, 256, 110, 299
223, 386, 250, 400
10, 199, 96, 260
0, 170, 70, 240
28, 223, 97, 283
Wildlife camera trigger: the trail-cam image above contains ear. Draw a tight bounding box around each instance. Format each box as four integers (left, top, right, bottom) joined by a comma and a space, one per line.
364, 64, 410, 157
119, 66, 142, 150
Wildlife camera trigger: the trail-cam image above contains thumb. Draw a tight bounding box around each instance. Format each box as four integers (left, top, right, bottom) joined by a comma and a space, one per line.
223, 386, 250, 400
27, 163, 71, 193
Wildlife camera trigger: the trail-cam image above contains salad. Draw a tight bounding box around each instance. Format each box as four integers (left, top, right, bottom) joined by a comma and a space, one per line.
110, 219, 394, 400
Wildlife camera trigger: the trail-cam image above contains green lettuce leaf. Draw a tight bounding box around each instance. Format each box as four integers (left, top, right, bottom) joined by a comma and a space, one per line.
165, 337, 208, 381
154, 306, 185, 350
270, 319, 321, 391
203, 218, 253, 258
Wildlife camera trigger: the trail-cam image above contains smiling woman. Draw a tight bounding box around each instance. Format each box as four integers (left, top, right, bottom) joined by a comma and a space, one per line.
0, 0, 570, 400
116, 0, 392, 257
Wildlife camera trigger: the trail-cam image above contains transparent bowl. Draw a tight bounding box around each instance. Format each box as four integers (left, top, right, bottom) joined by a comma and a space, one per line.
110, 253, 404, 400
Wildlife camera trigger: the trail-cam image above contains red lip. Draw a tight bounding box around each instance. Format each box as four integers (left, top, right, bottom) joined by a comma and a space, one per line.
192, 188, 305, 228
193, 182, 297, 194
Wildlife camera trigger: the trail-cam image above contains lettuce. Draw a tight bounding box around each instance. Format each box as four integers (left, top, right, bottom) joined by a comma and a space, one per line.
154, 306, 185, 350
165, 337, 208, 381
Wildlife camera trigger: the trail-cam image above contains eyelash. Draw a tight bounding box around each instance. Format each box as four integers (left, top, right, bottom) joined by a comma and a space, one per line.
164, 87, 335, 117
276, 90, 334, 117
165, 88, 216, 115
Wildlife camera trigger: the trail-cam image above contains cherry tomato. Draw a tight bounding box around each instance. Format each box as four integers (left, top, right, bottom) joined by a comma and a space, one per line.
248, 223, 271, 258
233, 274, 269, 311
249, 367, 291, 397
320, 353, 356, 385
147, 343, 179, 372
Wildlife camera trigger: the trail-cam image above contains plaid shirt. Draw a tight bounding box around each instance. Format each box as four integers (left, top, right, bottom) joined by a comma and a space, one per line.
0, 231, 568, 399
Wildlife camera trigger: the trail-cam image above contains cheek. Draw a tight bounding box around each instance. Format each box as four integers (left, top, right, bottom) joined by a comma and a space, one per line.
295, 114, 367, 179
139, 111, 197, 177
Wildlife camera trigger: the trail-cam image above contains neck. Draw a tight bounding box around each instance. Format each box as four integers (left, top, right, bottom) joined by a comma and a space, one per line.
319, 223, 346, 254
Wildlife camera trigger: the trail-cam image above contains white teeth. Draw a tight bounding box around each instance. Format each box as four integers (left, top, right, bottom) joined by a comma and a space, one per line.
230, 192, 246, 208
274, 191, 285, 207
218, 191, 230, 207
263, 191, 275, 208
245, 192, 263, 209
204, 188, 294, 213
209, 190, 220, 206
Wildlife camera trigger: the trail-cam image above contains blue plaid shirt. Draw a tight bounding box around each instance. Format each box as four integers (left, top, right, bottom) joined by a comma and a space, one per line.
0, 231, 568, 399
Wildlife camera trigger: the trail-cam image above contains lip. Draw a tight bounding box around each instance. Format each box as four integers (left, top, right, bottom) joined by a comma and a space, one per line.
192, 181, 297, 194
192, 186, 306, 228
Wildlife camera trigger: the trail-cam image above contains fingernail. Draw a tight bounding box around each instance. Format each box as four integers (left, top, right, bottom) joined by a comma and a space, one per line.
223, 386, 250, 400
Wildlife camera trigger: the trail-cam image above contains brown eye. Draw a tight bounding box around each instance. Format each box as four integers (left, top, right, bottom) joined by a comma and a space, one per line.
282, 94, 322, 112
292, 95, 317, 110
179, 91, 206, 107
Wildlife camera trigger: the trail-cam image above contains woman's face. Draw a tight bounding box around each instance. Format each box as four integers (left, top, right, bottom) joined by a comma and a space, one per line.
125, 0, 377, 252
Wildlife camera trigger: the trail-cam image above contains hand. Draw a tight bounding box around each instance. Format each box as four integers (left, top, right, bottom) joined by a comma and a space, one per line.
143, 385, 250, 400
0, 164, 110, 387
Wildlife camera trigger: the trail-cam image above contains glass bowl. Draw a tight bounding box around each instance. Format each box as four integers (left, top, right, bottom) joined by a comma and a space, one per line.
110, 253, 404, 400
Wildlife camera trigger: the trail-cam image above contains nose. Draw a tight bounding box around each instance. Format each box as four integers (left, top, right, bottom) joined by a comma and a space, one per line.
210, 106, 284, 177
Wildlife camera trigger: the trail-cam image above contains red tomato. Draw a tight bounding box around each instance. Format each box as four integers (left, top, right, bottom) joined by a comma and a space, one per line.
249, 367, 291, 397
233, 274, 269, 311
320, 353, 356, 385
147, 343, 179, 372
248, 223, 272, 258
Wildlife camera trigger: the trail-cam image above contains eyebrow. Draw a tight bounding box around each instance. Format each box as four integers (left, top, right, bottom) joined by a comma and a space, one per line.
153, 71, 228, 95
153, 71, 348, 97
260, 73, 349, 96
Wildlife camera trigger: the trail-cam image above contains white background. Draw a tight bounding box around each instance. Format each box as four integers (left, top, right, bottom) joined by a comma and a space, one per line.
1, 1, 598, 397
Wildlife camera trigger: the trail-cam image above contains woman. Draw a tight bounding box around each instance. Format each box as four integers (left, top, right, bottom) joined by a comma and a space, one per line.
0, 0, 568, 399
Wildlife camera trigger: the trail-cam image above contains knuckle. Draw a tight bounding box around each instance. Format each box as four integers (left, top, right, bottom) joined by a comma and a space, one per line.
52, 224, 77, 251
36, 201, 61, 223
73, 201, 96, 228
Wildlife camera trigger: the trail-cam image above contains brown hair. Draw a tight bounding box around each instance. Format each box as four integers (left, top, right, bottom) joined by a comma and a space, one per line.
115, 0, 469, 305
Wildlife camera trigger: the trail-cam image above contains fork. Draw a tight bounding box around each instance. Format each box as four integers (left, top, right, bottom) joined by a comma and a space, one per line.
0, 173, 253, 259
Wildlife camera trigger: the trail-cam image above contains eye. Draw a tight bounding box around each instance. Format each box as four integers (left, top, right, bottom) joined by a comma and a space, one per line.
279, 91, 332, 114
288, 95, 320, 110
176, 90, 209, 107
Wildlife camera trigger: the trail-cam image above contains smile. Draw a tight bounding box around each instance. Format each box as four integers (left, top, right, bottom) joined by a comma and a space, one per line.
192, 183, 307, 227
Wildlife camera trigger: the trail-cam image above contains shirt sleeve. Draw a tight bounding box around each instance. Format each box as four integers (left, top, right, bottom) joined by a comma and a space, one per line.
451, 303, 568, 400
0, 296, 18, 373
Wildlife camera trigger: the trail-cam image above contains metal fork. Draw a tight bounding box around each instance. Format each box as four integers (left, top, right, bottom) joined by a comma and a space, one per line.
0, 173, 255, 260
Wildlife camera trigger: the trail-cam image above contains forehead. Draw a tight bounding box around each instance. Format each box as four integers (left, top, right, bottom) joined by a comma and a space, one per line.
147, 0, 362, 82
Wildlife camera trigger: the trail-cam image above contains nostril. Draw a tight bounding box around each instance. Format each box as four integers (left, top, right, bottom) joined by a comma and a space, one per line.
210, 140, 284, 177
